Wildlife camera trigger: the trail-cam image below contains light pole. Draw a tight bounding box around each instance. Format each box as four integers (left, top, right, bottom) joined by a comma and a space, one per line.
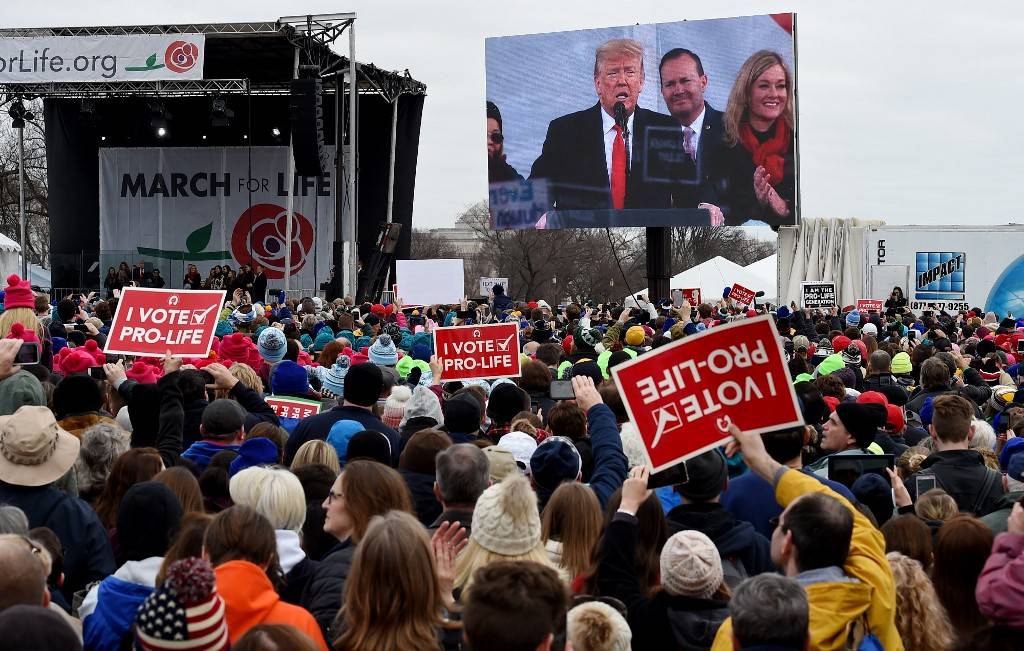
8, 98, 34, 280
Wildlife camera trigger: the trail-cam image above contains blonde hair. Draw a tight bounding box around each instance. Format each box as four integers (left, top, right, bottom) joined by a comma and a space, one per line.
290, 440, 340, 475
335, 511, 447, 651
541, 482, 603, 579
215, 362, 263, 399
593, 38, 644, 77
454, 538, 555, 594
229, 466, 306, 532
0, 307, 44, 340
886, 552, 955, 651
915, 488, 958, 522
722, 50, 795, 146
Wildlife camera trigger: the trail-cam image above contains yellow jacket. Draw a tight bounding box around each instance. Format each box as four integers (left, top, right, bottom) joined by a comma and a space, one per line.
711, 469, 903, 651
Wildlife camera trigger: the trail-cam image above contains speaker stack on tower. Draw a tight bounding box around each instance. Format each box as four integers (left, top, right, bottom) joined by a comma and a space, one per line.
289, 65, 329, 177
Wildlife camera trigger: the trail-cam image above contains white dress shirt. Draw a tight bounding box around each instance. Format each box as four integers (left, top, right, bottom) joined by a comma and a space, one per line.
601, 108, 635, 183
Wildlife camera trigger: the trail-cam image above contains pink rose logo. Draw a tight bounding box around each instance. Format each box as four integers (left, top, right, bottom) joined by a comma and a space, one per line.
231, 204, 315, 280
165, 41, 200, 74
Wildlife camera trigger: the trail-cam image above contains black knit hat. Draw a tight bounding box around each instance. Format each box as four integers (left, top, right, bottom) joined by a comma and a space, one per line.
117, 482, 183, 563
343, 363, 384, 407
52, 374, 103, 420
835, 402, 887, 449
672, 448, 728, 502
487, 383, 529, 425
443, 395, 481, 435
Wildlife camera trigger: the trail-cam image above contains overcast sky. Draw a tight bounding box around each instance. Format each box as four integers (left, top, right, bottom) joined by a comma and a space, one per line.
7, 1, 1024, 229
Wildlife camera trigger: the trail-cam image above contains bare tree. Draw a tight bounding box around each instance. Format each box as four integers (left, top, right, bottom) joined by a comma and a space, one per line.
409, 229, 460, 260
0, 98, 48, 268
670, 226, 774, 273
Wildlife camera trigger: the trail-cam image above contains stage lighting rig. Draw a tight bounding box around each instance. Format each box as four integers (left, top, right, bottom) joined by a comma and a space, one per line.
7, 98, 34, 129
147, 102, 172, 138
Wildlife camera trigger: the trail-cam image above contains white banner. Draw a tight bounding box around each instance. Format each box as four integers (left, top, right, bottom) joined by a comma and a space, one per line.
479, 277, 509, 297
397, 259, 464, 306
0, 34, 204, 83
99, 147, 335, 290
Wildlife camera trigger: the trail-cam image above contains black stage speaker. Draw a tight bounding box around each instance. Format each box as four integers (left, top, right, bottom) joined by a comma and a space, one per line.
290, 75, 329, 176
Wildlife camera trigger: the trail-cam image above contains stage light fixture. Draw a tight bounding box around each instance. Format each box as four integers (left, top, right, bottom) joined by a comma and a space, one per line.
100, 136, 106, 141
271, 128, 281, 137
210, 95, 234, 128
8, 99, 34, 129
147, 102, 172, 139
202, 134, 208, 140
156, 127, 167, 138
243, 134, 248, 139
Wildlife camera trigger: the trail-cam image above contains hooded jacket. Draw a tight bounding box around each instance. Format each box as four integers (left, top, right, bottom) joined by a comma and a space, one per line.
666, 503, 774, 585
906, 449, 1004, 515
80, 557, 161, 651
215, 559, 328, 650
975, 532, 1024, 630
598, 514, 729, 650
711, 469, 902, 651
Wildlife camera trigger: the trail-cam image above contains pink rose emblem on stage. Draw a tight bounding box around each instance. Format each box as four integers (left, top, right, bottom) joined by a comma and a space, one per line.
165, 40, 200, 74
231, 203, 315, 280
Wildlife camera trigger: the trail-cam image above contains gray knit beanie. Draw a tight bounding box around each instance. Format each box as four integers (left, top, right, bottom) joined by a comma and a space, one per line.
470, 473, 541, 556
660, 530, 723, 599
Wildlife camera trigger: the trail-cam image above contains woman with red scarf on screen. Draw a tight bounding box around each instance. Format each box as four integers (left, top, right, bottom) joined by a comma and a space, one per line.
716, 50, 796, 228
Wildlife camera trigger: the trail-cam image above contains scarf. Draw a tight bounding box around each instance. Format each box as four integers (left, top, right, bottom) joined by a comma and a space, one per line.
739, 119, 790, 186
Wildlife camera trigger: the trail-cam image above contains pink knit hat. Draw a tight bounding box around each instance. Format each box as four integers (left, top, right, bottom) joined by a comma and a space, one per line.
1, 274, 34, 310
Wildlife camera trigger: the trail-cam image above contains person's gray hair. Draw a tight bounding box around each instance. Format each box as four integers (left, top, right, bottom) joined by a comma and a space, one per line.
75, 422, 131, 494
435, 444, 489, 506
0, 504, 29, 535
729, 574, 809, 648
593, 38, 645, 77
969, 419, 997, 452
868, 350, 891, 373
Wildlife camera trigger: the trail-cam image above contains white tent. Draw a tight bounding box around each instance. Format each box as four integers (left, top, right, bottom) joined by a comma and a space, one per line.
629, 255, 777, 304
0, 234, 20, 281
743, 254, 778, 302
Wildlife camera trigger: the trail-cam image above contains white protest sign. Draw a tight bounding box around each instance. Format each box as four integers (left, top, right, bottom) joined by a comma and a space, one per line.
480, 277, 509, 297
800, 282, 837, 309
396, 259, 464, 306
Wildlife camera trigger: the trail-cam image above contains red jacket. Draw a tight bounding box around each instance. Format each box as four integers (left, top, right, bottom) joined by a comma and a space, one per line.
214, 560, 328, 649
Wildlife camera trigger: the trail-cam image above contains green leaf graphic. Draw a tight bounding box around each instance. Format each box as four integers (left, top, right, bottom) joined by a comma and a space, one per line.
146, 53, 157, 68
186, 223, 213, 254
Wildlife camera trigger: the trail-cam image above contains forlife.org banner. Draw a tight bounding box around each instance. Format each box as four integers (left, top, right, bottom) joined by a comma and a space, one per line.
0, 34, 204, 82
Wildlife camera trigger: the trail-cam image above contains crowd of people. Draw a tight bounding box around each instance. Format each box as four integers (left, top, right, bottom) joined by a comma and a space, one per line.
103, 260, 268, 300
1, 271, 1024, 650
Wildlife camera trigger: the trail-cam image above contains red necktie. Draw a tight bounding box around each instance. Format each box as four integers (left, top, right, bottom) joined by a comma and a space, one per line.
611, 124, 626, 209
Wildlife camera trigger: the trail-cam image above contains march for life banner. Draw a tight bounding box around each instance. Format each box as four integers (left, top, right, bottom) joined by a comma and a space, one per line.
612, 315, 802, 472
99, 147, 336, 289
434, 322, 521, 382
105, 288, 225, 358
0, 34, 204, 83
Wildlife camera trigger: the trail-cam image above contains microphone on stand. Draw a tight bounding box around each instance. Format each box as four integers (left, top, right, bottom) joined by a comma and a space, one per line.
613, 101, 631, 173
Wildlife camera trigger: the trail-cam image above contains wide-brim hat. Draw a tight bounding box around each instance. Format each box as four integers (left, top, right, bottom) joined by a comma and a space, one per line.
0, 405, 80, 486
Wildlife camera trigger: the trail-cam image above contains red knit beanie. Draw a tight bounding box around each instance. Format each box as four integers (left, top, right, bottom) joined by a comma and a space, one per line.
2, 274, 34, 310
126, 360, 160, 384
219, 332, 252, 364
6, 322, 39, 344
59, 348, 95, 376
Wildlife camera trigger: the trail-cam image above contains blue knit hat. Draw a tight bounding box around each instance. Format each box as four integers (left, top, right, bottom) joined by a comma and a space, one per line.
337, 329, 355, 343
313, 328, 335, 353
278, 306, 292, 320
369, 336, 398, 366
215, 320, 234, 337
400, 332, 415, 351
326, 419, 364, 465
846, 310, 861, 328
229, 437, 280, 476
257, 327, 287, 363
412, 332, 433, 353
300, 333, 313, 351
321, 355, 350, 397
51, 337, 68, 355
354, 335, 372, 351
271, 360, 309, 396
412, 343, 432, 362
777, 305, 791, 319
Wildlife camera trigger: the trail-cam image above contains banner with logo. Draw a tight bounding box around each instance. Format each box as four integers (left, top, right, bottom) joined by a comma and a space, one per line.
0, 34, 204, 83
434, 322, 521, 381
99, 147, 336, 289
800, 282, 837, 309
266, 396, 322, 420
105, 287, 224, 358
611, 315, 801, 472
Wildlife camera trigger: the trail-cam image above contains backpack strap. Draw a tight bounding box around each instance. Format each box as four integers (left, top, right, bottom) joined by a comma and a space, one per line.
970, 468, 999, 515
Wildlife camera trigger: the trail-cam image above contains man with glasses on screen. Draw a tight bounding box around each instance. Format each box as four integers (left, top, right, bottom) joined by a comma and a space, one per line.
659, 48, 726, 226
486, 100, 524, 184
529, 38, 679, 215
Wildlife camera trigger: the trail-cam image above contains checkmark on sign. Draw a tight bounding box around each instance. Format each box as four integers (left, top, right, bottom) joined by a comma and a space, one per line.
190, 305, 217, 325
497, 333, 517, 352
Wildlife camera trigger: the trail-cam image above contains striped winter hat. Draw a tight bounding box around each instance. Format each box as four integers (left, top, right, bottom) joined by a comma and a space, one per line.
135, 557, 229, 650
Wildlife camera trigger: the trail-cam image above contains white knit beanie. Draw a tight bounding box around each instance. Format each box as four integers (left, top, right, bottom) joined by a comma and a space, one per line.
470, 473, 541, 556
567, 601, 632, 651
382, 385, 412, 429
659, 530, 723, 599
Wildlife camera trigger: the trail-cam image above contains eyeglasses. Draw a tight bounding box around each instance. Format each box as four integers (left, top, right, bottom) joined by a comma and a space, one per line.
487, 132, 504, 144
327, 489, 344, 504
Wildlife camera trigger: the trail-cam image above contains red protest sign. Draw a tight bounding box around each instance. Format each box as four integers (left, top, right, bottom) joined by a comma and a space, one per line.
105, 288, 225, 358
433, 322, 521, 381
729, 283, 755, 307
681, 288, 702, 305
611, 315, 801, 472
857, 299, 883, 313
266, 396, 322, 420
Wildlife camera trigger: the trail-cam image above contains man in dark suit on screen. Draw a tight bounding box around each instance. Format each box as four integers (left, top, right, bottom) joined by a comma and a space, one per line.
529, 38, 680, 214
658, 47, 727, 225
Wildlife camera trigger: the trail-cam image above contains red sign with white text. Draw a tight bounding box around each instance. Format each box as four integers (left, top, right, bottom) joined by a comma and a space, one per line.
433, 322, 521, 381
266, 396, 322, 420
729, 283, 756, 307
105, 288, 225, 358
612, 316, 802, 472
857, 299, 884, 313
681, 288, 702, 305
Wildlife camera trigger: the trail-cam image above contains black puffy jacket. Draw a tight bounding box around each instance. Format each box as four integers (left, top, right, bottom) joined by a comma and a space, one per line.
300, 541, 356, 642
